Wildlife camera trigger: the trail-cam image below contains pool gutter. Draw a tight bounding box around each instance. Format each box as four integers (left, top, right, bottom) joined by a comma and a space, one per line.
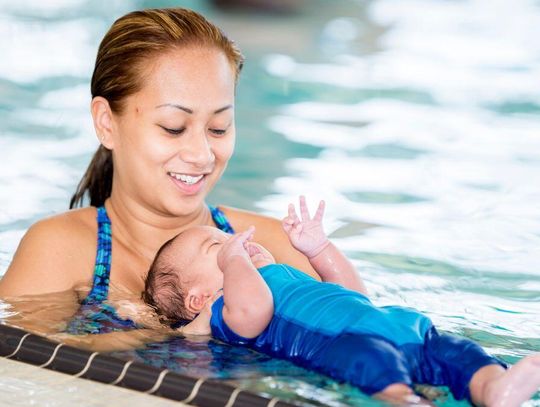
0, 324, 297, 407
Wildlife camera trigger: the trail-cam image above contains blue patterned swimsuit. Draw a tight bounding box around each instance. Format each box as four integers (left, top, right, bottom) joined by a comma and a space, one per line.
66, 204, 234, 334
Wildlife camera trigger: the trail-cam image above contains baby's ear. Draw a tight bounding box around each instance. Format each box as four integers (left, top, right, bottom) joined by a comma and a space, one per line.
186, 291, 210, 315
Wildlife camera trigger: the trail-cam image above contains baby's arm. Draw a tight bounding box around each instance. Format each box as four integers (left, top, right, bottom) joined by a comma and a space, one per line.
217, 227, 274, 338
283, 196, 368, 295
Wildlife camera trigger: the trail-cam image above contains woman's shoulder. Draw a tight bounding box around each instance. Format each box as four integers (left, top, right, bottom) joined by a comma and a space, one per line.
218, 205, 282, 231
28, 206, 97, 241
0, 207, 98, 296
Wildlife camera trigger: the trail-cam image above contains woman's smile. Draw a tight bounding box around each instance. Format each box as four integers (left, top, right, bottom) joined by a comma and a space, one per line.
167, 171, 207, 195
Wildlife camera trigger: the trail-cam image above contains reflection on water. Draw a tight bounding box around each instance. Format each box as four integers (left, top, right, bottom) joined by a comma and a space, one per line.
1, 0, 539, 405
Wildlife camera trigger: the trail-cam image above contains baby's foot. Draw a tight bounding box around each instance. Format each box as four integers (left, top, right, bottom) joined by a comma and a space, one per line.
374, 383, 435, 406
413, 384, 447, 402
485, 353, 540, 407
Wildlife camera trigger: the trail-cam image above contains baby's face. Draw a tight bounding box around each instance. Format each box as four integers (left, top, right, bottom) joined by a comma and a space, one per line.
170, 226, 230, 294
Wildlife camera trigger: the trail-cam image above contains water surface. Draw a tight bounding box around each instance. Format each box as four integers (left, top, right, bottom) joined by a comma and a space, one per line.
1, 0, 539, 405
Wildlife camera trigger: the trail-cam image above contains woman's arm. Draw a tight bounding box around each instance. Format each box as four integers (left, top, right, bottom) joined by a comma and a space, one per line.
0, 211, 97, 335
49, 329, 172, 352
1, 290, 80, 337
1, 290, 173, 352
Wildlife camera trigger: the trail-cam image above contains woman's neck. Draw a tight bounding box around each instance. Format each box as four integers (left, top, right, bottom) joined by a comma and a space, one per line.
105, 193, 214, 263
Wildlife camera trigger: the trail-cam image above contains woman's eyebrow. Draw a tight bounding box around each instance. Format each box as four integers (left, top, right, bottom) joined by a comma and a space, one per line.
155, 103, 232, 114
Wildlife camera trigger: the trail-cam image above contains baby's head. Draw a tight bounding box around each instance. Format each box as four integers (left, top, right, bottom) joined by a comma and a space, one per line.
143, 225, 229, 324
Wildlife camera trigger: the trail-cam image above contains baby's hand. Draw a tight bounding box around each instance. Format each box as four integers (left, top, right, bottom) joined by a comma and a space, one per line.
282, 196, 329, 258
246, 241, 276, 269
217, 226, 255, 271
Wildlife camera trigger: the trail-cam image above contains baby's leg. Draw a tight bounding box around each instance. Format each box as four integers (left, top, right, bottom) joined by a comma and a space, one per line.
315, 333, 416, 397
471, 353, 540, 407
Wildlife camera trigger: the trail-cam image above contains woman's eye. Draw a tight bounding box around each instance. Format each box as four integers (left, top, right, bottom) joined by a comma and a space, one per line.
158, 125, 227, 136
209, 128, 227, 136
159, 125, 185, 135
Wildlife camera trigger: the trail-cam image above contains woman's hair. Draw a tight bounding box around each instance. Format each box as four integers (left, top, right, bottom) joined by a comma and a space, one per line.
70, 8, 244, 208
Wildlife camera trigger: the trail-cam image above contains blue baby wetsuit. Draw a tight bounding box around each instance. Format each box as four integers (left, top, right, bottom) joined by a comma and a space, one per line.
210, 264, 505, 400
67, 204, 234, 334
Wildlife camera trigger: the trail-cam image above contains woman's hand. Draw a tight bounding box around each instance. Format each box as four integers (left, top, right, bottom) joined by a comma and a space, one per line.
217, 226, 255, 271
282, 196, 329, 259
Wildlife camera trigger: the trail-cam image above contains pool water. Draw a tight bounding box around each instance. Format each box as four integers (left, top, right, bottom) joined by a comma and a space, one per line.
1, 0, 539, 406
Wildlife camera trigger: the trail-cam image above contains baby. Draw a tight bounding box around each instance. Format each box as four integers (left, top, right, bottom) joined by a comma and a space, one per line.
143, 196, 540, 406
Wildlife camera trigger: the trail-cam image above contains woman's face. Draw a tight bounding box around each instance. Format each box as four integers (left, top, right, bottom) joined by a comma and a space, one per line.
110, 46, 236, 216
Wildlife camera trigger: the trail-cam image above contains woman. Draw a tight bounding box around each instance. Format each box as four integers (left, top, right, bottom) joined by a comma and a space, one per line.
0, 8, 316, 336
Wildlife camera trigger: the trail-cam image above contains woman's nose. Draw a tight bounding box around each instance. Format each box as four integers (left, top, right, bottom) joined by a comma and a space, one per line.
179, 131, 215, 168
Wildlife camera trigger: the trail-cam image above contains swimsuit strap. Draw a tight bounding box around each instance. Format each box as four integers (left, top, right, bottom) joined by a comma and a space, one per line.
209, 205, 235, 234
83, 206, 112, 304
84, 204, 233, 305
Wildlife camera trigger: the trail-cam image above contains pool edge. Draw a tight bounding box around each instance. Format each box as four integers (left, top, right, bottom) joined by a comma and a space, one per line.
0, 324, 297, 407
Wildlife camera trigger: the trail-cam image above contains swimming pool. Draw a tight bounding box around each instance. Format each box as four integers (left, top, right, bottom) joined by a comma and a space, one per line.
1, 0, 539, 405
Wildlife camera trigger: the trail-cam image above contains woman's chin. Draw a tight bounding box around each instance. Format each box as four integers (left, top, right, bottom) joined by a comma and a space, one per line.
161, 190, 210, 216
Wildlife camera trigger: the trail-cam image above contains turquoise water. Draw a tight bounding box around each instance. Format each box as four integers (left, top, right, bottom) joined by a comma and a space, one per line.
1, 0, 539, 405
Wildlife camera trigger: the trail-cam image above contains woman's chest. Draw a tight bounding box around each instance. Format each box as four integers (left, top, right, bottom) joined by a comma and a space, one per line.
76, 241, 149, 299
109, 244, 149, 294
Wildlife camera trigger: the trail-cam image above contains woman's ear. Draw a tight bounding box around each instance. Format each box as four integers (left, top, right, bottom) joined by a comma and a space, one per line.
91, 96, 115, 149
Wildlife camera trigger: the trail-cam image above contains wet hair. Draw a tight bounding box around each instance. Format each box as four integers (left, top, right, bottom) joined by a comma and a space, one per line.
142, 233, 192, 323
70, 8, 244, 208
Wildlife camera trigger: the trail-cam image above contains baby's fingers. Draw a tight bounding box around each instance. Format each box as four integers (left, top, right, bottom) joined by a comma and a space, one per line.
283, 203, 299, 231
245, 241, 260, 256
313, 200, 325, 222
282, 217, 293, 232
287, 203, 299, 222
237, 225, 255, 244
299, 195, 311, 221
223, 226, 254, 251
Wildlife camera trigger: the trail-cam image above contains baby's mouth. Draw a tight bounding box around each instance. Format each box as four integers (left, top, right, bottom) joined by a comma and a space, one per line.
168, 172, 205, 185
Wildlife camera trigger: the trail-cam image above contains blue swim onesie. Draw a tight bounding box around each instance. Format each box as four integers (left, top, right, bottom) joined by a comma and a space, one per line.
212, 263, 432, 347
67, 204, 234, 334
210, 264, 504, 399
